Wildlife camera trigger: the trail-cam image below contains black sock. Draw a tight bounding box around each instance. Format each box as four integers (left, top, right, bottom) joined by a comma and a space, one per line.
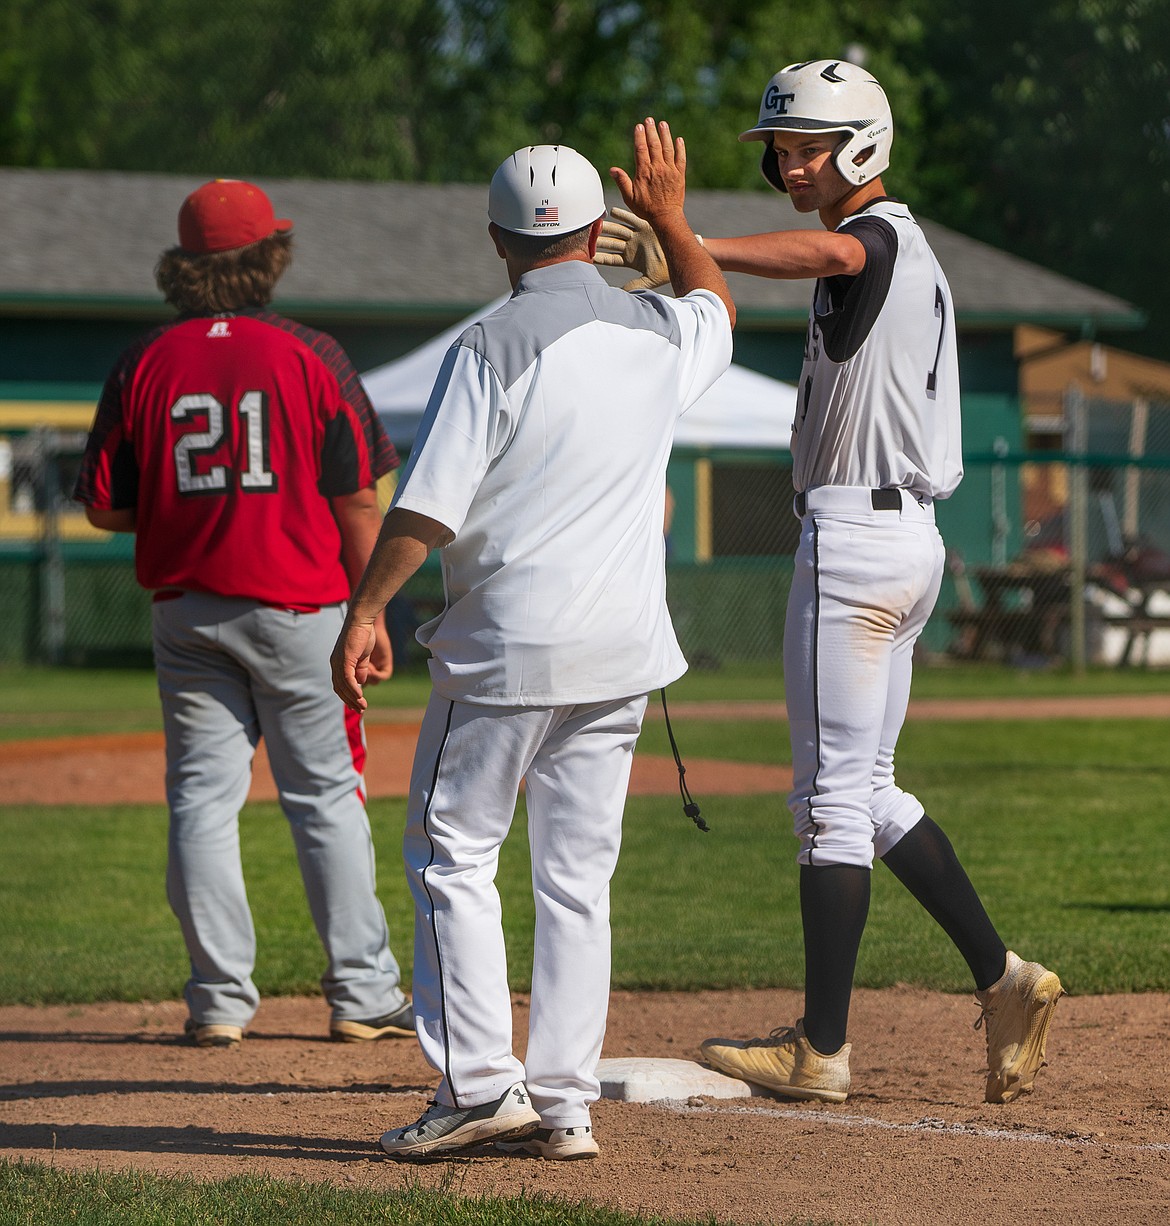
881, 814, 1007, 991
800, 863, 870, 1054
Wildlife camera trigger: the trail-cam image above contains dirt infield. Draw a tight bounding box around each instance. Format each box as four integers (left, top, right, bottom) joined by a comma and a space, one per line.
2, 991, 1168, 1223
4, 692, 1169, 807
2, 693, 1169, 1221
0, 721, 791, 806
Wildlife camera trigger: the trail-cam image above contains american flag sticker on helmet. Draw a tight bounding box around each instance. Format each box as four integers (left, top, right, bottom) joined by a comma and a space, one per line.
534, 205, 559, 225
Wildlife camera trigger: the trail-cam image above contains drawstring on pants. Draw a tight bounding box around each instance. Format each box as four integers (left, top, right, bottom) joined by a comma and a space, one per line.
660, 688, 709, 832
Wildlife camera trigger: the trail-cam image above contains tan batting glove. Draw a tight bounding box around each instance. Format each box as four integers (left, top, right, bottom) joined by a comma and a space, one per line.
593, 206, 671, 291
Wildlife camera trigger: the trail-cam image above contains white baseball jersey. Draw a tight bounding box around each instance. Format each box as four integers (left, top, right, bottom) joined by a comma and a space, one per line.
392, 260, 733, 705
784, 197, 963, 869
790, 198, 962, 499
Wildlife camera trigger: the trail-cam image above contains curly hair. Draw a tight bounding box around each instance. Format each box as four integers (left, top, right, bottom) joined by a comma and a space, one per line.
155, 232, 294, 315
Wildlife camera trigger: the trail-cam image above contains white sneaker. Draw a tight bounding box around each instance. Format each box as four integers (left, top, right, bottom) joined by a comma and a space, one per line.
379, 1083, 540, 1158
496, 1125, 599, 1160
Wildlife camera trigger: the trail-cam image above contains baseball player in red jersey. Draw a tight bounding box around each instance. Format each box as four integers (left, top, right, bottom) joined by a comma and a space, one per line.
599, 62, 1062, 1104
74, 179, 413, 1047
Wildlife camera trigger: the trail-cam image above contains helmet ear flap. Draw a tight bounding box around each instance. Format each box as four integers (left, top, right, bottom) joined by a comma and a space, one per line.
760, 145, 787, 193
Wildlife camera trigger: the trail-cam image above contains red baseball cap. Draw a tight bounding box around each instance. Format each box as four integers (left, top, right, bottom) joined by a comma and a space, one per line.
177, 179, 293, 254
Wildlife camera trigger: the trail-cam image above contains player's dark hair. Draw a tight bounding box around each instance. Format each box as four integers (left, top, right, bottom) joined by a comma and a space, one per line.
498, 223, 592, 263
155, 232, 294, 315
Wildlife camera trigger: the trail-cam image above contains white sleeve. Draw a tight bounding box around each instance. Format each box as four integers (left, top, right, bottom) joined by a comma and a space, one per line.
390, 343, 510, 536
658, 288, 734, 416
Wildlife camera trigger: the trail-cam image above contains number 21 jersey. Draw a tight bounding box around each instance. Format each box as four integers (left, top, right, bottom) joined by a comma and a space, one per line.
75, 309, 397, 606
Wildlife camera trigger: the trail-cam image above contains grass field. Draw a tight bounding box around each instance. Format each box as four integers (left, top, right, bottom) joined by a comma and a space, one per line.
0, 1162, 787, 1226
2, 662, 1168, 1222
3, 665, 1168, 1003
3, 659, 1170, 742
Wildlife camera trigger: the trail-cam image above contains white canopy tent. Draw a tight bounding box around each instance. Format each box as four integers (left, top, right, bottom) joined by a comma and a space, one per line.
361, 295, 797, 451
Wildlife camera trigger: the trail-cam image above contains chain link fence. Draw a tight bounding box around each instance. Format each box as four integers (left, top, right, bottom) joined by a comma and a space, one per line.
938, 392, 1170, 668
4, 395, 1169, 671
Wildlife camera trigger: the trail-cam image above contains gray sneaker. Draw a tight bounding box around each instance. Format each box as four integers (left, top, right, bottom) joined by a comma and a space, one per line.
380, 1083, 541, 1158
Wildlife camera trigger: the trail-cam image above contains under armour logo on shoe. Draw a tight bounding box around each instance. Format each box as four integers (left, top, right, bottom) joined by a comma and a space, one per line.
511, 1086, 530, 1106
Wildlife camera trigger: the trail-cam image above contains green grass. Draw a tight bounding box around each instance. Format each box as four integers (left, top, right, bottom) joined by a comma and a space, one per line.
0, 666, 439, 743
617, 716, 1170, 995
0, 667, 162, 740
2, 660, 1167, 743
0, 1162, 825, 1226
661, 659, 1170, 703
2, 718, 1167, 1003
3, 673, 1168, 1226
637, 714, 789, 764
0, 800, 414, 1005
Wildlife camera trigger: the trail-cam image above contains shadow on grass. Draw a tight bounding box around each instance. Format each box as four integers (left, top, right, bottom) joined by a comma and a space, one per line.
1061, 902, 1170, 913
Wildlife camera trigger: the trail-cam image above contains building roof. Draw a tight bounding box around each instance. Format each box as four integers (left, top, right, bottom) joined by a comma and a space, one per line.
1018, 325, 1170, 418
0, 167, 1143, 332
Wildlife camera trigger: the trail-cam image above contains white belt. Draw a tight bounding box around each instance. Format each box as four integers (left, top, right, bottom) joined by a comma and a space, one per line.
793, 486, 934, 520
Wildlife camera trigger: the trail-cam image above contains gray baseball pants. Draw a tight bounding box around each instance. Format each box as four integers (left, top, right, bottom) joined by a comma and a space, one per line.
152, 591, 405, 1028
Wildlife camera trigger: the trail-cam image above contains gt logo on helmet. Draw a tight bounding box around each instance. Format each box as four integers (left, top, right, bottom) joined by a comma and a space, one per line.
739, 59, 895, 195
763, 87, 796, 114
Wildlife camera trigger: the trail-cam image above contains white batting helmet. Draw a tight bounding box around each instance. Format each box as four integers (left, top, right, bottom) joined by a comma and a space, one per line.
488, 145, 606, 236
739, 60, 894, 193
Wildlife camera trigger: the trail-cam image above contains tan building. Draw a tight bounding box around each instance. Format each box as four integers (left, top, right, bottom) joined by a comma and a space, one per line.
1016, 326, 1170, 546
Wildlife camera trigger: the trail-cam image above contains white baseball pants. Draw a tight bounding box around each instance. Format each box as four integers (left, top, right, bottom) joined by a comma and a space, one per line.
404, 691, 647, 1129
784, 488, 945, 868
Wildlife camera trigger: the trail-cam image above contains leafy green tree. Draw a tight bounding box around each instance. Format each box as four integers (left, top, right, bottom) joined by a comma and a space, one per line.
2, 0, 1165, 358
0, 0, 923, 186
422, 1, 931, 192
0, 0, 451, 178
908, 0, 1170, 356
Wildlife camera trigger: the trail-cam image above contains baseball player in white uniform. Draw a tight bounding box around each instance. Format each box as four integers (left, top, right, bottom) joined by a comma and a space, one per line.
332, 124, 734, 1158
598, 61, 1062, 1105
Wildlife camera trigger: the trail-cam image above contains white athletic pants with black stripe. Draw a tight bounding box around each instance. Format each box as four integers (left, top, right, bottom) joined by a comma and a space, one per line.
404, 691, 647, 1129
784, 492, 945, 868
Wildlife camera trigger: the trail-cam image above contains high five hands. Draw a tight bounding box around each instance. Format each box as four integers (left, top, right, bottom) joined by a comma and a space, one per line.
594, 118, 684, 291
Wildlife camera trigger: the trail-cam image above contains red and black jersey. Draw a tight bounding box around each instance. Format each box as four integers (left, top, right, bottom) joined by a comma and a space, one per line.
75, 309, 398, 606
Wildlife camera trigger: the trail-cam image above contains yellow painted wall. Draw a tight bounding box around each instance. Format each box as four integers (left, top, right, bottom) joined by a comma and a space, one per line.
0, 401, 103, 541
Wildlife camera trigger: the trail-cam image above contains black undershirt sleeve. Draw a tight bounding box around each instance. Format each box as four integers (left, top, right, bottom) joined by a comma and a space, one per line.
816, 216, 898, 363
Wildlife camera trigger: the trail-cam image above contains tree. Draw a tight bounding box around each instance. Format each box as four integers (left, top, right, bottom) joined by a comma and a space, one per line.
0, 0, 452, 178
908, 0, 1170, 357
0, 0, 921, 187
3, 0, 1165, 358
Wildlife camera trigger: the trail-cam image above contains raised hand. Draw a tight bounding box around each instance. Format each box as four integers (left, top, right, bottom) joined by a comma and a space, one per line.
608, 117, 687, 228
